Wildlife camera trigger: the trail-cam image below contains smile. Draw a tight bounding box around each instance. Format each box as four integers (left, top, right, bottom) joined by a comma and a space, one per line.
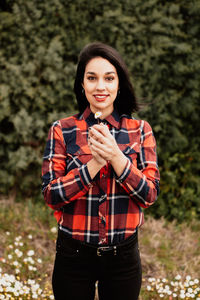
94, 94, 109, 101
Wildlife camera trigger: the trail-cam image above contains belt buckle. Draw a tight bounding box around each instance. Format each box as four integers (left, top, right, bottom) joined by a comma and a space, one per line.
97, 246, 117, 256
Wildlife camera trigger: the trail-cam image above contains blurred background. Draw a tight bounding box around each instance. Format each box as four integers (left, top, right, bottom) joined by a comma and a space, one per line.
1, 0, 199, 222
0, 1, 200, 298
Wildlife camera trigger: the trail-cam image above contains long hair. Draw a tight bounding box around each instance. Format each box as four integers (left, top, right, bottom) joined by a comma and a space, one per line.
74, 42, 139, 116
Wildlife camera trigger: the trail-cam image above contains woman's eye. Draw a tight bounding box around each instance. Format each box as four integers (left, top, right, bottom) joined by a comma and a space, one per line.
87, 76, 96, 81
106, 77, 114, 81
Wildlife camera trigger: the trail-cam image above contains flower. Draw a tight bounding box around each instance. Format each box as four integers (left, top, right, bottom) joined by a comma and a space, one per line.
27, 250, 35, 256
186, 275, 192, 281
159, 293, 164, 297
95, 111, 102, 119
50, 227, 57, 233
15, 249, 23, 257
175, 274, 182, 280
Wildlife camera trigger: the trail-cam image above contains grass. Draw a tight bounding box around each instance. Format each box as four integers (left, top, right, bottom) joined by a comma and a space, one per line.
0, 199, 199, 299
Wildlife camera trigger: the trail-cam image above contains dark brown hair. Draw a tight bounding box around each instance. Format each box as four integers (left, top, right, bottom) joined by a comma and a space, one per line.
74, 42, 138, 116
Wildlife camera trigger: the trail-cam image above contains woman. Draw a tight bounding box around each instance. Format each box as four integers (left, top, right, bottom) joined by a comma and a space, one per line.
42, 42, 160, 300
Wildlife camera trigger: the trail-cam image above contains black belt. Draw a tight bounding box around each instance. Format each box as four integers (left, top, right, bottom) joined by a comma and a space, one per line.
57, 229, 138, 257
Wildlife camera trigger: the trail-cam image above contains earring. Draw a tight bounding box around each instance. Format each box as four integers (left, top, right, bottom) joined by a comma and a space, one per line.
82, 88, 85, 94
118, 89, 120, 95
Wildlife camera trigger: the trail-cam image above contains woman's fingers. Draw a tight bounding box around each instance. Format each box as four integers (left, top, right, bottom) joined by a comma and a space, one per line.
89, 127, 107, 144
89, 136, 112, 160
90, 136, 106, 150
92, 124, 110, 137
90, 142, 108, 159
88, 124, 120, 161
88, 138, 106, 165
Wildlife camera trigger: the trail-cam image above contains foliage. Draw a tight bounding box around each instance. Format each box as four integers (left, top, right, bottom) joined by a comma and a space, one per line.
0, 0, 200, 221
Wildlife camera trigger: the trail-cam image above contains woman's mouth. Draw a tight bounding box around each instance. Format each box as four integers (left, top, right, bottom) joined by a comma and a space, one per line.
94, 94, 109, 102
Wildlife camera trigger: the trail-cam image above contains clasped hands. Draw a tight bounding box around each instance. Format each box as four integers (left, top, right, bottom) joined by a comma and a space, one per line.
88, 123, 120, 166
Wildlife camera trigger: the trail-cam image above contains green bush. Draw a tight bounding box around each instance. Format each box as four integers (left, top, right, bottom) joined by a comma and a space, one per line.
0, 0, 199, 221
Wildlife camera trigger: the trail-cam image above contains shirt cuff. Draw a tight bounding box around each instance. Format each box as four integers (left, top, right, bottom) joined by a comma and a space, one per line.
115, 158, 131, 184
79, 164, 93, 188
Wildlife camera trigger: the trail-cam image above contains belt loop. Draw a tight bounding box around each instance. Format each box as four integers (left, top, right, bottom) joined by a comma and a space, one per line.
97, 248, 101, 256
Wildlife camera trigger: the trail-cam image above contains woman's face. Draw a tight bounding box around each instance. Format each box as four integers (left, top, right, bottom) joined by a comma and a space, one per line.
82, 57, 119, 118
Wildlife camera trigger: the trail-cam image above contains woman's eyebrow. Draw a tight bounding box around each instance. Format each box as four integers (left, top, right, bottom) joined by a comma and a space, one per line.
86, 71, 116, 75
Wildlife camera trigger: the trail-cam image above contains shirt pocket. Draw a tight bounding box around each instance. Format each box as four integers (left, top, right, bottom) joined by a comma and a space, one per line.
65, 146, 92, 173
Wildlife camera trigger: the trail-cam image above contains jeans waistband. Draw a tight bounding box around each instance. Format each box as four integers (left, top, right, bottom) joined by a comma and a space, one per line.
57, 229, 138, 256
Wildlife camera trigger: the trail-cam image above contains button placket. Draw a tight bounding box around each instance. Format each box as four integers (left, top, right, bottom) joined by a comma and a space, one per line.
98, 194, 107, 244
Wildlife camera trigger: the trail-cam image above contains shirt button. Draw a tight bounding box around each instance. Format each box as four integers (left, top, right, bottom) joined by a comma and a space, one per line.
101, 216, 106, 223
99, 194, 106, 202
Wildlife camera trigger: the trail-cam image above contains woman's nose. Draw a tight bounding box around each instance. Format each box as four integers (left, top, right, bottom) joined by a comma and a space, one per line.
96, 79, 105, 90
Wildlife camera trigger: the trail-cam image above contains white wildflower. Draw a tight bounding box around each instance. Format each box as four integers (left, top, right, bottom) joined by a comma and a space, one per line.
51, 227, 57, 233
27, 250, 35, 256
15, 249, 23, 257
186, 275, 191, 281
167, 290, 172, 295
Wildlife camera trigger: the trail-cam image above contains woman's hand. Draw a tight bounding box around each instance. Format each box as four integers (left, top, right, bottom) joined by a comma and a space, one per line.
88, 124, 121, 163
88, 128, 106, 166
88, 123, 128, 177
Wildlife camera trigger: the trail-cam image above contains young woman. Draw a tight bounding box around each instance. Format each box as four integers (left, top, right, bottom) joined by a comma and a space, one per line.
42, 42, 160, 300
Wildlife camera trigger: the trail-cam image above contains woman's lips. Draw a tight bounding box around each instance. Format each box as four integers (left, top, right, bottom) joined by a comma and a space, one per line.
94, 94, 109, 102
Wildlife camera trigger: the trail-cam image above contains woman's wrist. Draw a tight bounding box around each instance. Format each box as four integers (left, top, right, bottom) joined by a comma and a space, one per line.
110, 149, 128, 177
87, 158, 105, 179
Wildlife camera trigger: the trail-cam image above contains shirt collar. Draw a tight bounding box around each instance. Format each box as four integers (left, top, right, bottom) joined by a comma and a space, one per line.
80, 106, 121, 129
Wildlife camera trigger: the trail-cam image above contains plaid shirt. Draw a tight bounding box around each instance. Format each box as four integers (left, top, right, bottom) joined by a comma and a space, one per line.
42, 107, 160, 245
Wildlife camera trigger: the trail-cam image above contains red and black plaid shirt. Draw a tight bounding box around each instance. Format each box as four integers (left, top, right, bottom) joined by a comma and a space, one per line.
42, 107, 160, 245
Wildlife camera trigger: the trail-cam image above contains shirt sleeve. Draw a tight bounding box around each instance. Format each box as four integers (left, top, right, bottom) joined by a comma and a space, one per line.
42, 121, 93, 210
115, 120, 160, 208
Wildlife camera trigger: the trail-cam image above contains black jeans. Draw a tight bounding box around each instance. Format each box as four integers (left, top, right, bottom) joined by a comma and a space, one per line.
52, 230, 142, 300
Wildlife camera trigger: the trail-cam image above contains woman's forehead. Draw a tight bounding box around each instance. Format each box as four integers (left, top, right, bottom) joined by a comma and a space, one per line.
85, 57, 117, 74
